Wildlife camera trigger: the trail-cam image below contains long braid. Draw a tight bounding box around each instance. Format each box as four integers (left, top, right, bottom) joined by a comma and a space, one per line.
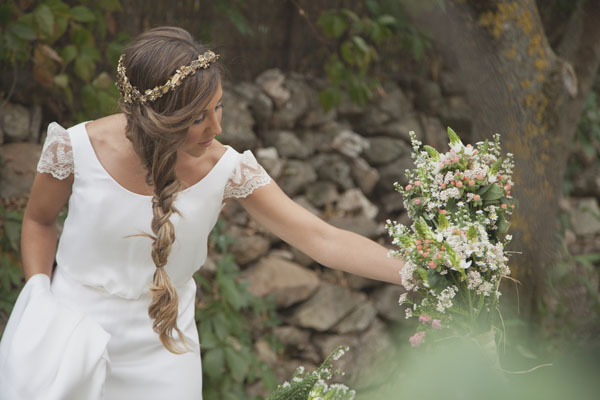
147, 144, 189, 353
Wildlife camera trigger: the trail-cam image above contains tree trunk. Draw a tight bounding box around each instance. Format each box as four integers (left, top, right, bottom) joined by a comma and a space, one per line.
406, 0, 600, 321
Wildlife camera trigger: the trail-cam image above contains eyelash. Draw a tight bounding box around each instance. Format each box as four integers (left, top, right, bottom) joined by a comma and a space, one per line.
194, 103, 223, 124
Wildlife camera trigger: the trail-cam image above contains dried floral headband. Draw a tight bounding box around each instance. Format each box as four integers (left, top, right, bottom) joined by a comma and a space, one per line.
116, 50, 219, 105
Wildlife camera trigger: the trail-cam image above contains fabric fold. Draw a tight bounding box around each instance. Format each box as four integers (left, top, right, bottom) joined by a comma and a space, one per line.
0, 274, 111, 400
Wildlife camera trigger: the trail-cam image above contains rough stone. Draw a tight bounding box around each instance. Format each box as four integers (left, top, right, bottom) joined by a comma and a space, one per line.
278, 160, 317, 196
273, 325, 311, 348
337, 188, 378, 219
272, 130, 312, 159
420, 114, 448, 152
372, 284, 406, 322
326, 215, 386, 239
312, 332, 359, 378
348, 318, 395, 385
439, 70, 464, 95
332, 301, 377, 334
255, 146, 283, 179
311, 153, 355, 190
568, 198, 600, 235
272, 78, 311, 129
305, 181, 339, 207
414, 78, 443, 113
361, 106, 392, 135
376, 155, 416, 193
28, 104, 42, 143
218, 89, 257, 151
572, 164, 600, 199
255, 68, 290, 108
381, 192, 406, 214
438, 95, 472, 138
363, 137, 410, 166
330, 128, 370, 158
350, 157, 379, 195
255, 338, 278, 366
289, 246, 315, 267
0, 142, 42, 198
241, 256, 320, 308
376, 113, 423, 142
290, 284, 366, 331
229, 234, 271, 265
233, 81, 273, 126
1, 103, 30, 143
378, 82, 413, 116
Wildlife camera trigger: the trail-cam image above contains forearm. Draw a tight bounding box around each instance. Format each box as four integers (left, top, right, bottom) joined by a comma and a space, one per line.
20, 217, 59, 280
313, 227, 404, 286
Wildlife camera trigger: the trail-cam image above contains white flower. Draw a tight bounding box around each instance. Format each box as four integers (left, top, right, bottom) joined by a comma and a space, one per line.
488, 174, 497, 183
460, 259, 472, 269
450, 142, 464, 152
398, 293, 408, 304
435, 232, 444, 242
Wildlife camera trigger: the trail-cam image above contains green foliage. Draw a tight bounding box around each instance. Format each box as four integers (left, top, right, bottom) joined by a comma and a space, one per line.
0, 0, 129, 120
197, 219, 279, 400
317, 1, 432, 111
563, 91, 600, 195
0, 206, 24, 318
267, 346, 355, 400
214, 0, 253, 36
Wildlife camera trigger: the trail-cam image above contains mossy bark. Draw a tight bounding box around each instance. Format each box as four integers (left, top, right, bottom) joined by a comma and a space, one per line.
406, 0, 600, 322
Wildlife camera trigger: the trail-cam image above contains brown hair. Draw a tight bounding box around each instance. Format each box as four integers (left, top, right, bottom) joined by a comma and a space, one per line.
118, 26, 222, 353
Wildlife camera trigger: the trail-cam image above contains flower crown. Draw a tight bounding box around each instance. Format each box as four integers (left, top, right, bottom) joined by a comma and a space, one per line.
116, 50, 219, 105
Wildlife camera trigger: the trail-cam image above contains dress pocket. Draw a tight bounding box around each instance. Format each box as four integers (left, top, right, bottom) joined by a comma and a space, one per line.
0, 274, 111, 400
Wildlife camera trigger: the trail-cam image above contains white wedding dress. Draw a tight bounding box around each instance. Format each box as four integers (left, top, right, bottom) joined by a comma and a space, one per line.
0, 121, 271, 400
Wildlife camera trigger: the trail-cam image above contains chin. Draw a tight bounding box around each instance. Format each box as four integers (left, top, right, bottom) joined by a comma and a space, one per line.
181, 146, 209, 158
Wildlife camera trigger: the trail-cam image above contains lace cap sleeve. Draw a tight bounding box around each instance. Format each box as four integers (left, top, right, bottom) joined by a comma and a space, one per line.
224, 150, 271, 199
37, 122, 73, 180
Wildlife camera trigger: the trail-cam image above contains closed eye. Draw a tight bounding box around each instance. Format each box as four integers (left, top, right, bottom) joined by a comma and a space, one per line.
193, 102, 223, 124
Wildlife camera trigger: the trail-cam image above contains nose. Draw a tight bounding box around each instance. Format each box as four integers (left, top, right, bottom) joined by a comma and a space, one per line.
209, 111, 222, 136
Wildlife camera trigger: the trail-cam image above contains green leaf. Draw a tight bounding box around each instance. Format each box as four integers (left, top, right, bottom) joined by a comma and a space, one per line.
481, 184, 505, 201
224, 347, 250, 382
219, 276, 244, 310
319, 87, 341, 112
0, 4, 13, 25
81, 83, 99, 112
70, 6, 96, 22
424, 145, 440, 160
199, 321, 219, 349
75, 56, 96, 82
427, 270, 448, 292
447, 126, 463, 146
438, 212, 449, 230
417, 267, 429, 285
8, 22, 36, 40
351, 35, 369, 53
203, 348, 225, 380
60, 44, 77, 64
34, 5, 55, 38
318, 11, 348, 39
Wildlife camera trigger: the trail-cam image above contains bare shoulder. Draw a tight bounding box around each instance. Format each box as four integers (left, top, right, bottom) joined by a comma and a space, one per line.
85, 113, 129, 150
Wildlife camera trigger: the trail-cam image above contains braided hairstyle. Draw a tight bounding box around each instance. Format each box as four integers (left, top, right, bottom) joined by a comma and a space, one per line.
117, 27, 222, 354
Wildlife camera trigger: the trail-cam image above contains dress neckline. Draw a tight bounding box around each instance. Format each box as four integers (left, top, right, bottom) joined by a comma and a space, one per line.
79, 121, 231, 198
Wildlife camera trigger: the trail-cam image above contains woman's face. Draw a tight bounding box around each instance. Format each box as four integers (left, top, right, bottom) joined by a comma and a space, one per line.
180, 83, 224, 158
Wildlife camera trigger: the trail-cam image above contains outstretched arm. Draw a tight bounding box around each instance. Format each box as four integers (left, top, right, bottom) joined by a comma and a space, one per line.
236, 180, 404, 285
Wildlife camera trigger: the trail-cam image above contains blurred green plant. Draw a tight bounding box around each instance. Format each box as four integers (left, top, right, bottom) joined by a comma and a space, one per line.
316, 0, 433, 111
0, 205, 24, 318
0, 0, 129, 120
563, 91, 600, 195
196, 219, 280, 400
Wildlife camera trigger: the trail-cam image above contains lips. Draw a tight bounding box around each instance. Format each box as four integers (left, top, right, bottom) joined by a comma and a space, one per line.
200, 139, 213, 146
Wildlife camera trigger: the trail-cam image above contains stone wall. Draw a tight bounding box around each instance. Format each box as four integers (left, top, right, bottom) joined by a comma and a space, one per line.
1, 68, 599, 390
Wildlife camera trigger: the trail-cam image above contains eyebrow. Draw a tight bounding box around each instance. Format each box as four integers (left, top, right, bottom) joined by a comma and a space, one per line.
200, 95, 223, 113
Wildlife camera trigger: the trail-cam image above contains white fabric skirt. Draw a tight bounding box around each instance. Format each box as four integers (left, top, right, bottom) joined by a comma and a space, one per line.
0, 267, 203, 400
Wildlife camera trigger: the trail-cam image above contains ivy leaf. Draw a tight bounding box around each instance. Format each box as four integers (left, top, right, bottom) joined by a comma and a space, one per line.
34, 4, 55, 38
224, 347, 250, 382
319, 87, 341, 113
203, 348, 225, 381
317, 11, 348, 39
60, 44, 77, 64
8, 22, 36, 40
70, 6, 96, 23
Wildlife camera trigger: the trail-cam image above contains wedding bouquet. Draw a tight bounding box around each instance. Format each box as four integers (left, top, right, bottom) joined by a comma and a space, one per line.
386, 128, 516, 346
